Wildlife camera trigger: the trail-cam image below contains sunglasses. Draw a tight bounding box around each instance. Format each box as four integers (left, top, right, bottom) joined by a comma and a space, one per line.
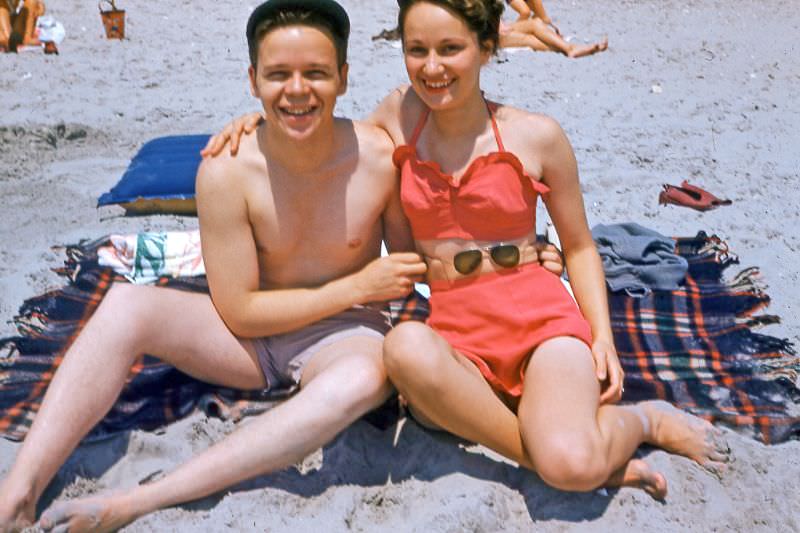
453, 244, 521, 275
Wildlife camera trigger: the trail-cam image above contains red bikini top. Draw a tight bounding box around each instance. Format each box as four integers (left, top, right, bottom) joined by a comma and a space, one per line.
392, 103, 550, 241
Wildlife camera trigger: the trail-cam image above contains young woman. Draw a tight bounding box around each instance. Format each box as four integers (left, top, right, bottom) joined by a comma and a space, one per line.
207, 0, 728, 499
500, 0, 607, 58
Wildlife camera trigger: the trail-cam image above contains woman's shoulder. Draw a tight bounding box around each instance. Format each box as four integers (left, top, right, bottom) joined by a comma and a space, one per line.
493, 103, 566, 145
493, 103, 562, 132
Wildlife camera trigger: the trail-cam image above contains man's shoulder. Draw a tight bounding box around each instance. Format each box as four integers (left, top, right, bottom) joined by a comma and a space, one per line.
196, 131, 258, 195
350, 119, 395, 155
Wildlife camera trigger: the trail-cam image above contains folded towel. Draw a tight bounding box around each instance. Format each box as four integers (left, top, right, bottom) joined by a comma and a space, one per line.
592, 222, 688, 296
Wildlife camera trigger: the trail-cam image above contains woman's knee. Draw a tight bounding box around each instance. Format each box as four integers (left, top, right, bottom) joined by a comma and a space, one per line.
383, 322, 444, 380
527, 433, 610, 491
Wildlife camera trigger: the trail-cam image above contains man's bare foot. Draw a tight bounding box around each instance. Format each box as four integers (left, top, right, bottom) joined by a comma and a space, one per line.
39, 495, 137, 533
608, 458, 668, 500
640, 400, 731, 477
0, 479, 37, 533
566, 37, 608, 58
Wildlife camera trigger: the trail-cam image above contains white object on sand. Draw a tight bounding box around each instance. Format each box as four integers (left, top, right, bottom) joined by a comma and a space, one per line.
37, 15, 66, 44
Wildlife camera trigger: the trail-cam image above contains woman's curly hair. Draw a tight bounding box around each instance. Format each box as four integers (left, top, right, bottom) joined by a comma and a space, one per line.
397, 0, 505, 54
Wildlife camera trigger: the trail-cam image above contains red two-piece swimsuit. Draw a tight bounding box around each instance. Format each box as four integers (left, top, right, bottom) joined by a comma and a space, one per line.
392, 103, 593, 397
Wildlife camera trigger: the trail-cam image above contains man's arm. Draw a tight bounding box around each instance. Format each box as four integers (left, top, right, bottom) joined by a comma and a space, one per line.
196, 156, 424, 338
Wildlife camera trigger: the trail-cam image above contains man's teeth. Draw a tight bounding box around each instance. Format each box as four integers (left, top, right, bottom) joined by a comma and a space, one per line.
284, 107, 313, 115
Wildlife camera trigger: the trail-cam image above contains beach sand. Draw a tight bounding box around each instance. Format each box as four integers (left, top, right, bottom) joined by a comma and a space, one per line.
1, 0, 798, 530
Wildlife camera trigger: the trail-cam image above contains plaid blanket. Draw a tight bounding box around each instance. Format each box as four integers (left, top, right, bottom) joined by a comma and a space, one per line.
612, 233, 799, 443
1, 232, 797, 443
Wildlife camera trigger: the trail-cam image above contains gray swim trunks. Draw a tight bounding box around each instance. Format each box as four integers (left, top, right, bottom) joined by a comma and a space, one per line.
251, 305, 392, 393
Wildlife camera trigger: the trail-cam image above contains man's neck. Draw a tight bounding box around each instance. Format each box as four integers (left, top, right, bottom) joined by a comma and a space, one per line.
259, 117, 338, 176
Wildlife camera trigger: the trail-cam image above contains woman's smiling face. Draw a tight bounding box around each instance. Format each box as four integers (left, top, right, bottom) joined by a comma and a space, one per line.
401, 2, 491, 110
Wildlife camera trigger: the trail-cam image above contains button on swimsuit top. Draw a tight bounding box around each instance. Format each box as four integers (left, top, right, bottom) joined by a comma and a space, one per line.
392, 103, 550, 241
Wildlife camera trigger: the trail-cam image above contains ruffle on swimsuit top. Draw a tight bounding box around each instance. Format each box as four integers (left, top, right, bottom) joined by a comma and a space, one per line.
393, 145, 550, 241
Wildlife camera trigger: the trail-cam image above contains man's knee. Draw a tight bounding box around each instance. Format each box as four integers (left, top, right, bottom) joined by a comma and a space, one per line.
95, 283, 163, 345
331, 356, 392, 414
22, 0, 43, 12
383, 322, 443, 382
527, 432, 609, 491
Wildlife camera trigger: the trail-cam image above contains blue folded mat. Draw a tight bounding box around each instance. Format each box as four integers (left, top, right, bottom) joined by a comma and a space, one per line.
98, 134, 210, 215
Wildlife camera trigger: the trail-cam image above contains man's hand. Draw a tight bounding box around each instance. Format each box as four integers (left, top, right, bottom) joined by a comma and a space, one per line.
592, 338, 624, 405
201, 112, 265, 158
537, 241, 565, 277
352, 253, 427, 303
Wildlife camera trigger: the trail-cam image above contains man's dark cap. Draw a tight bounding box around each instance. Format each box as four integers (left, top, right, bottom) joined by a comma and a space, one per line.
246, 0, 351, 46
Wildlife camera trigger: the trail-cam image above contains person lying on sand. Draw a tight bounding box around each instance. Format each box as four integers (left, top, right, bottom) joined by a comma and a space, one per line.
500, 0, 607, 58
0, 0, 44, 52
209, 0, 730, 506
0, 1, 564, 531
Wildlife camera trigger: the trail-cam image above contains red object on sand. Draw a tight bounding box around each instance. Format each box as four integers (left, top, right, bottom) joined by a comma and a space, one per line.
659, 180, 732, 212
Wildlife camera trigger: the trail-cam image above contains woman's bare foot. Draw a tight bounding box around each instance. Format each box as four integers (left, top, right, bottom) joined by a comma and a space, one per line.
566, 36, 608, 58
608, 458, 668, 500
39, 494, 137, 533
0, 479, 37, 533
640, 400, 731, 477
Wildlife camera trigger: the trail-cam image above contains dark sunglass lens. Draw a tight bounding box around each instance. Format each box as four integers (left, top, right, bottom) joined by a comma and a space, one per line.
453, 250, 482, 274
491, 245, 520, 267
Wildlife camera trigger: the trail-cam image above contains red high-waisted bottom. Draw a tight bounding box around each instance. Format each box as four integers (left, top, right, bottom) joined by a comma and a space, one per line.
427, 262, 593, 397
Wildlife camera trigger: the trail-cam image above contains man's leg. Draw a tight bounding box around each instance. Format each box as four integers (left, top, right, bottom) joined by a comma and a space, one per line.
0, 3, 13, 51
37, 335, 391, 532
14, 0, 42, 46
0, 283, 266, 530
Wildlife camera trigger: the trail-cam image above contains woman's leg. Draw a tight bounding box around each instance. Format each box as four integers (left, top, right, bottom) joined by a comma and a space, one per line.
508, 18, 608, 57
506, 0, 532, 21
384, 322, 670, 497
384, 321, 533, 465
500, 31, 550, 53
0, 283, 265, 530
518, 337, 729, 493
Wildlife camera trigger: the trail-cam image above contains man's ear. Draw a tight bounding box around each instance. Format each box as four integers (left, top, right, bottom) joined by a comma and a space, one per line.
337, 62, 349, 96
248, 65, 258, 97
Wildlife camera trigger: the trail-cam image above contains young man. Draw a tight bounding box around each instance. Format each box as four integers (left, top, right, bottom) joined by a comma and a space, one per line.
0, 1, 426, 530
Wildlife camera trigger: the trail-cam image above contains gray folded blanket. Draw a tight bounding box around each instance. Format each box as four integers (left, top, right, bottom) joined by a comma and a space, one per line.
591, 222, 688, 296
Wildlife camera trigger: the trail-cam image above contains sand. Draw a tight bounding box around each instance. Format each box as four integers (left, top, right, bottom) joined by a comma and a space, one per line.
1, 0, 799, 530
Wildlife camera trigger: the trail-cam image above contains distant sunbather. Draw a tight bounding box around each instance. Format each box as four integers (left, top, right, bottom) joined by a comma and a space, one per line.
0, 0, 44, 52
500, 0, 607, 58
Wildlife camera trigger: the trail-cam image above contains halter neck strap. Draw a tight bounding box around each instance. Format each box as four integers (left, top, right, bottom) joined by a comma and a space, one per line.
408, 99, 505, 151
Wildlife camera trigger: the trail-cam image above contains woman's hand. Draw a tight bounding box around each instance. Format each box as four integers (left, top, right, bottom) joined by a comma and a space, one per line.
592, 338, 624, 405
201, 112, 265, 158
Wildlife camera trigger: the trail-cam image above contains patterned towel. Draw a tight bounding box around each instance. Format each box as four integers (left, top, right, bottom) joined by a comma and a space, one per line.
98, 230, 204, 284
1, 232, 797, 443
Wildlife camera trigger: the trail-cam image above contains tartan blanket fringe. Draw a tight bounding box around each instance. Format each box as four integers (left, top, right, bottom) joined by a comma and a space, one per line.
2, 231, 798, 444
0, 237, 277, 443
611, 233, 799, 443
